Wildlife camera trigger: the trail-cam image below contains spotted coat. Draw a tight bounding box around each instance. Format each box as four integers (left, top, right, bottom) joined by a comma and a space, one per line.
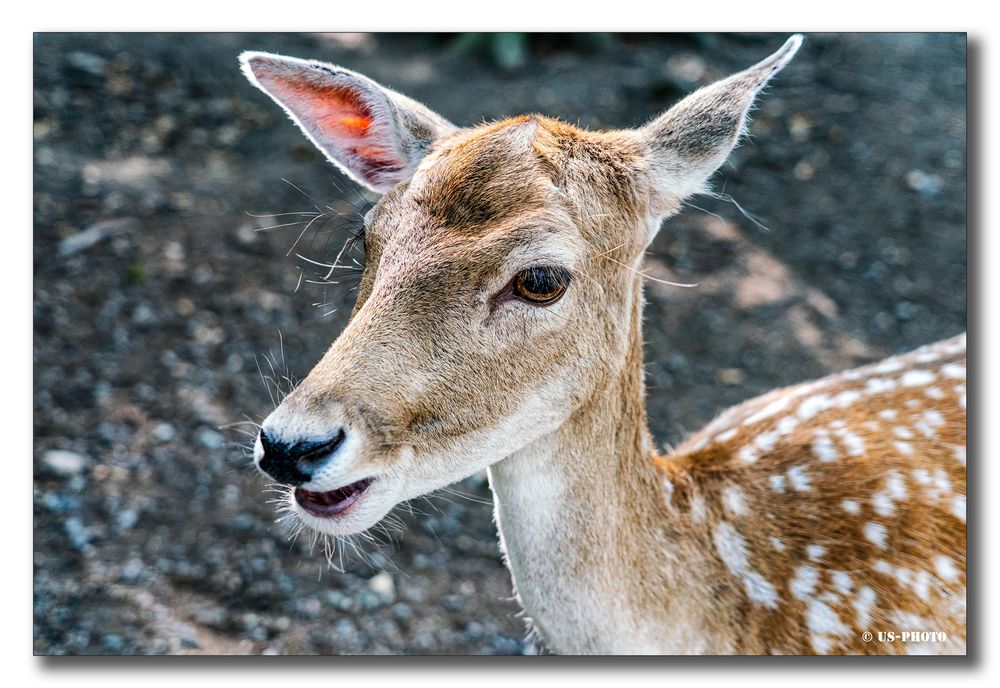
656, 334, 967, 654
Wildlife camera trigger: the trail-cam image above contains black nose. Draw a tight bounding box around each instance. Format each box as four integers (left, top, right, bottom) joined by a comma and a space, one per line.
257, 429, 347, 486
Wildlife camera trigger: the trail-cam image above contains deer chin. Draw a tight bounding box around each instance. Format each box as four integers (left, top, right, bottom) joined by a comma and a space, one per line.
284, 473, 401, 537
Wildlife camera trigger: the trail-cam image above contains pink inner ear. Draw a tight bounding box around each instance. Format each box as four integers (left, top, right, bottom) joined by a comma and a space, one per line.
279, 78, 375, 139
259, 71, 405, 181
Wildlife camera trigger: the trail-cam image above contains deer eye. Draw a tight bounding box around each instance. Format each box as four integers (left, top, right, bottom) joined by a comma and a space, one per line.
511, 266, 572, 305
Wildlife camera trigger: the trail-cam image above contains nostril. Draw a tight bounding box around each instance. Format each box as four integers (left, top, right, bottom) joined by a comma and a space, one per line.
292, 429, 347, 473
257, 428, 348, 486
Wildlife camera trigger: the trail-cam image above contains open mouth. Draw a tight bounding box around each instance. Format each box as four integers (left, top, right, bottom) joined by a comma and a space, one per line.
294, 477, 373, 518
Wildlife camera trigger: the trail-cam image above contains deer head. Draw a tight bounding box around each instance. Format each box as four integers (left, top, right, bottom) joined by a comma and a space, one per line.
240, 36, 803, 537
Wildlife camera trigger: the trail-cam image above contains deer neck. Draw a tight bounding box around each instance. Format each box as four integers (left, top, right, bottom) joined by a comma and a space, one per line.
487, 279, 693, 653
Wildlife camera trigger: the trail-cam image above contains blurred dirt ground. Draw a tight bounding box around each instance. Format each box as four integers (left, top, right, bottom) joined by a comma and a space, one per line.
33, 32, 966, 654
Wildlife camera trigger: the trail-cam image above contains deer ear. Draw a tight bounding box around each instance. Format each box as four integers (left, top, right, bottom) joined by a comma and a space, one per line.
240, 51, 456, 193
640, 35, 803, 226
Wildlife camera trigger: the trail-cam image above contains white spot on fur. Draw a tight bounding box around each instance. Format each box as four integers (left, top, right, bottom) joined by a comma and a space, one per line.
853, 586, 876, 627
807, 599, 850, 654
812, 430, 839, 462
831, 571, 853, 595
953, 445, 966, 466
811, 635, 834, 654
722, 485, 749, 518
713, 524, 746, 573
932, 469, 953, 496
738, 445, 759, 464
878, 409, 898, 421
769, 474, 786, 493
690, 493, 707, 523
776, 415, 799, 435
872, 492, 895, 517
754, 430, 780, 453
873, 360, 904, 374
886, 470, 907, 500
915, 468, 953, 502
873, 559, 893, 576
806, 544, 826, 561
787, 465, 811, 491
713, 521, 779, 609
662, 477, 675, 506
798, 394, 834, 420
901, 369, 935, 387
893, 426, 915, 439
926, 386, 945, 400
934, 555, 960, 583
893, 441, 914, 457
841, 499, 860, 515
952, 494, 966, 522
941, 363, 965, 380
743, 572, 779, 610
835, 427, 866, 456
864, 522, 888, 549
833, 390, 862, 408
770, 536, 786, 552
866, 377, 897, 395
913, 570, 932, 601
915, 409, 945, 438
790, 565, 819, 600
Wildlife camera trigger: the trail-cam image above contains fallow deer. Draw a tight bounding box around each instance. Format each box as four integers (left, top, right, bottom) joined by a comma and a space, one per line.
239, 35, 966, 654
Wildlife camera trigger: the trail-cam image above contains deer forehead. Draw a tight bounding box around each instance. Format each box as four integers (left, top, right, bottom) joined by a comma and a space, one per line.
371, 115, 643, 245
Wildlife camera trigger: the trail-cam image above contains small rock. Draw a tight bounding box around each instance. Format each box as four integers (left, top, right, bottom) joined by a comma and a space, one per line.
334, 618, 359, 644
57, 218, 136, 256
195, 427, 225, 449
67, 51, 107, 77
464, 621, 485, 640
325, 590, 355, 612
132, 303, 157, 326
120, 558, 144, 583
64, 517, 90, 550
152, 422, 176, 443
358, 591, 383, 610
895, 301, 919, 321
43, 450, 88, 476
176, 298, 195, 317
116, 508, 139, 531
788, 113, 813, 142
716, 368, 746, 386
905, 169, 944, 197
665, 54, 705, 83
391, 602, 413, 622
368, 571, 395, 602
102, 634, 125, 653
40, 491, 77, 512
793, 159, 815, 181
492, 634, 522, 655
295, 597, 322, 618
442, 594, 464, 612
